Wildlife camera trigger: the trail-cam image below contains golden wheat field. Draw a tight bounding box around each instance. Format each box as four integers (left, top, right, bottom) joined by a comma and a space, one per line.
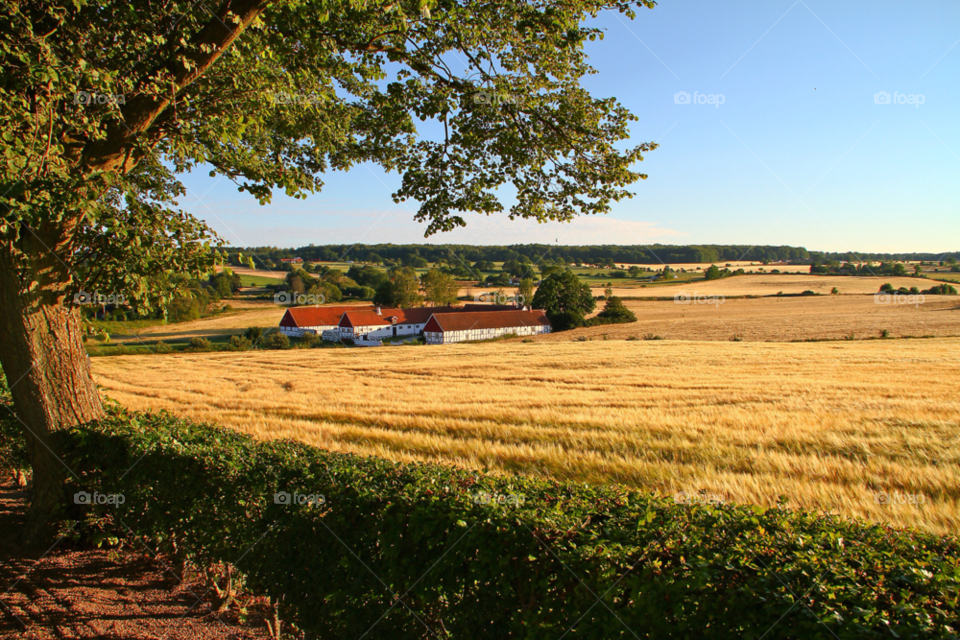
543, 295, 960, 343
93, 339, 960, 534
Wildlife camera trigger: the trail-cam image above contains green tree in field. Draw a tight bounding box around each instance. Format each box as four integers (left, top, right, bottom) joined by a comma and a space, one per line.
421, 269, 459, 306
516, 278, 535, 308
0, 0, 658, 535
593, 296, 637, 324
531, 270, 595, 328
704, 264, 723, 281
374, 268, 423, 308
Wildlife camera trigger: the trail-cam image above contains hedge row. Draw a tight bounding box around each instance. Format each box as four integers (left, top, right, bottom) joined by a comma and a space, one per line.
57, 408, 958, 639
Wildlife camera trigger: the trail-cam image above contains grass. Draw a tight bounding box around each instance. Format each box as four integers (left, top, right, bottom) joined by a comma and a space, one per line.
92, 337, 960, 535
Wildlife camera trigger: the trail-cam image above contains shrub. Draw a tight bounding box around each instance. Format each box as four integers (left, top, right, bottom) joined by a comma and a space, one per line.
187, 337, 211, 351
243, 327, 264, 344
643, 333, 664, 340
153, 341, 173, 354
262, 332, 290, 350
923, 284, 958, 295
56, 408, 960, 640
228, 335, 252, 350
589, 296, 637, 325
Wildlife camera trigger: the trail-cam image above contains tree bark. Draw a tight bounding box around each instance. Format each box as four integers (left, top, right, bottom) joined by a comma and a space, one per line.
0, 242, 105, 544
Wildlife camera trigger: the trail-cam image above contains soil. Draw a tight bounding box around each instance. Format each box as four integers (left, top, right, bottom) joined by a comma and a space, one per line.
0, 482, 269, 640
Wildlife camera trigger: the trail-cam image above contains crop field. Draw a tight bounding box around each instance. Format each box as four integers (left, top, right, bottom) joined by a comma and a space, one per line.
551, 294, 960, 342
93, 338, 960, 534
591, 274, 940, 297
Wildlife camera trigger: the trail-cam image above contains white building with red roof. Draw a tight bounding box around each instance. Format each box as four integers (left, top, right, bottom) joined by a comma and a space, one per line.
278, 305, 373, 337
422, 310, 551, 344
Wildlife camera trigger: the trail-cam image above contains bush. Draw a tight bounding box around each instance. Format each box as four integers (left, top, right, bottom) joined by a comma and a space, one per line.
56, 408, 960, 640
228, 335, 252, 350
187, 337, 211, 351
589, 296, 637, 325
153, 341, 173, 354
262, 332, 290, 350
548, 310, 586, 332
923, 284, 958, 295
243, 327, 264, 344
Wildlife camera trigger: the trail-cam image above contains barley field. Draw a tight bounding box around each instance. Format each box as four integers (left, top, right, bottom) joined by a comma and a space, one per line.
592, 274, 939, 298
549, 295, 960, 343
93, 338, 960, 534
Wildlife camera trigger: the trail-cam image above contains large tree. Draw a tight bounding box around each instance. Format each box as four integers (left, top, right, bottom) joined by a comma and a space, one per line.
1, 0, 657, 535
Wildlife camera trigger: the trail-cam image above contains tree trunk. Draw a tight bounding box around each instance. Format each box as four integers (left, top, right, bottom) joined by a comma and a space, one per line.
0, 244, 104, 544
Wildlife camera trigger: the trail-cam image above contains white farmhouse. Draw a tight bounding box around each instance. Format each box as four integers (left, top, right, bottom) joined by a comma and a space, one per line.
422, 310, 551, 344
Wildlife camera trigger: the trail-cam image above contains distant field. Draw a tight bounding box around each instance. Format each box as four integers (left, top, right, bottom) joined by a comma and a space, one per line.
537, 295, 960, 343
93, 339, 960, 534
593, 273, 937, 297
615, 261, 812, 274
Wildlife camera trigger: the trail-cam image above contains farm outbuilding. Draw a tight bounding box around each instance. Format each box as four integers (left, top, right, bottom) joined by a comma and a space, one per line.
278, 306, 372, 337
422, 310, 551, 344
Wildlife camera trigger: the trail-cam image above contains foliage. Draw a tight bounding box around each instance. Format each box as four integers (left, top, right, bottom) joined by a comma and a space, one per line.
262, 332, 290, 350
923, 284, 958, 295
56, 408, 960, 639
531, 270, 595, 329
589, 296, 637, 325
187, 337, 211, 351
373, 268, 423, 308
420, 269, 459, 306
244, 327, 264, 344
516, 278, 535, 307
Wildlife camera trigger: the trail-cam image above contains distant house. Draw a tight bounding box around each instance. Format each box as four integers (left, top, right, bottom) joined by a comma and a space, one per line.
279, 304, 552, 344
339, 306, 465, 341
280, 257, 303, 265
278, 305, 371, 337
423, 310, 551, 344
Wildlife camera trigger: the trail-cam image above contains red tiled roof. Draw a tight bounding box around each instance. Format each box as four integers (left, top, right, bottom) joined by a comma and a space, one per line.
340, 310, 388, 328
462, 304, 519, 312
423, 310, 550, 333
280, 306, 373, 328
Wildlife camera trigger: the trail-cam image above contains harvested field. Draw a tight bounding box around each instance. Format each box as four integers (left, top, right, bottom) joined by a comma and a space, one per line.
590, 274, 939, 298
544, 295, 960, 343
93, 339, 960, 534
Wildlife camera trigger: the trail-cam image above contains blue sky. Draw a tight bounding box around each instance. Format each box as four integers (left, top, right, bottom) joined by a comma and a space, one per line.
181, 0, 960, 253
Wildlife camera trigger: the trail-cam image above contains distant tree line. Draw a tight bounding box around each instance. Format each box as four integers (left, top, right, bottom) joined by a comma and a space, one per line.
226, 244, 823, 268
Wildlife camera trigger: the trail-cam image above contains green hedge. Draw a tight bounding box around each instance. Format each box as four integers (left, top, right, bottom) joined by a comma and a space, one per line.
54, 408, 959, 638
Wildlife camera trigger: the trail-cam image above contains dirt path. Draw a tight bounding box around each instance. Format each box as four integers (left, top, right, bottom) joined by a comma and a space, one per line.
0, 483, 268, 640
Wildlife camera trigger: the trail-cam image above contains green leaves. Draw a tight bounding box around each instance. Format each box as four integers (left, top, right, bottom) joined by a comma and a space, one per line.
54, 406, 960, 639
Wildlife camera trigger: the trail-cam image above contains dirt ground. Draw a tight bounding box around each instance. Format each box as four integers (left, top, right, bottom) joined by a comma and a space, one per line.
0, 483, 268, 640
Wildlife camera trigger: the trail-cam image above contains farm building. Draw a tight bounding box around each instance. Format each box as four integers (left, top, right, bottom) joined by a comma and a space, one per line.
278, 306, 373, 337
338, 306, 466, 341
423, 310, 551, 344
